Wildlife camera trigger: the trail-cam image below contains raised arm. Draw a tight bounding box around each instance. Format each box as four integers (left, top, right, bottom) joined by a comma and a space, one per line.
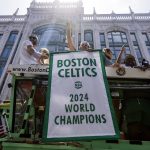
115, 44, 126, 64
27, 45, 41, 59
66, 22, 76, 51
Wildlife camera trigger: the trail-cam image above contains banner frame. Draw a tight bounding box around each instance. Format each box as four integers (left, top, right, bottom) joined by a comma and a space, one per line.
42, 50, 120, 142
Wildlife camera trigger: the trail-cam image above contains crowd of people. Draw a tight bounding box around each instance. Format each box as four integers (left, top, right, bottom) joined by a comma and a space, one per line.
19, 35, 94, 65
2, 32, 148, 141
20, 33, 143, 70
19, 19, 150, 68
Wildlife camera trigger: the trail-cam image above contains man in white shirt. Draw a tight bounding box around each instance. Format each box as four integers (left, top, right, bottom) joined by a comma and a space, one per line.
20, 34, 47, 65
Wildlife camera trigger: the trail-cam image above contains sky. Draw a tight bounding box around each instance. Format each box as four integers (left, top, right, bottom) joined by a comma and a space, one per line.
0, 0, 150, 15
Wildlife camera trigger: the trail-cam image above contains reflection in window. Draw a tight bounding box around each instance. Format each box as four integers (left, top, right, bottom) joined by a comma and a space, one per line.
33, 25, 67, 52
142, 33, 150, 56
0, 31, 18, 77
12, 79, 47, 135
84, 30, 94, 49
130, 33, 142, 63
107, 31, 130, 63
13, 80, 32, 133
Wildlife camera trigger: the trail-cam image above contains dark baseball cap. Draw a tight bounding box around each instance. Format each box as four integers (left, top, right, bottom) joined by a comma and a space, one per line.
29, 34, 38, 40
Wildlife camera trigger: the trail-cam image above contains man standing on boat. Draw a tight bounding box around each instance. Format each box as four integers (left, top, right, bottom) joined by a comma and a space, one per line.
19, 34, 48, 65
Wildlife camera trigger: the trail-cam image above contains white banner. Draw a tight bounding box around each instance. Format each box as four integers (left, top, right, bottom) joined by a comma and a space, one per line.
43, 51, 119, 141
8, 64, 49, 75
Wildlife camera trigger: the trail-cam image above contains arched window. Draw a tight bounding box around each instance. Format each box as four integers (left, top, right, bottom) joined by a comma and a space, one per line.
33, 25, 67, 52
84, 30, 94, 49
0, 31, 18, 77
107, 31, 131, 63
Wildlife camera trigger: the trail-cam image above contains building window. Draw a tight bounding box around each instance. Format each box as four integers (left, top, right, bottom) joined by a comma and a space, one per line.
78, 33, 81, 49
33, 25, 67, 52
0, 34, 3, 41
107, 31, 130, 63
0, 34, 3, 50
142, 33, 150, 56
99, 33, 106, 50
0, 31, 18, 77
130, 33, 142, 63
84, 30, 94, 49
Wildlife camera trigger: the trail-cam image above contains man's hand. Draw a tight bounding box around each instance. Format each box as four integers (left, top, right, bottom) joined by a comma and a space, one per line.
40, 53, 48, 59
112, 62, 120, 67
27, 45, 35, 55
87, 48, 93, 52
122, 46, 125, 51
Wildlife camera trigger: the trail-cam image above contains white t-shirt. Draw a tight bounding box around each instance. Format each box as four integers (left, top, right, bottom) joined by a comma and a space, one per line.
20, 40, 38, 65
